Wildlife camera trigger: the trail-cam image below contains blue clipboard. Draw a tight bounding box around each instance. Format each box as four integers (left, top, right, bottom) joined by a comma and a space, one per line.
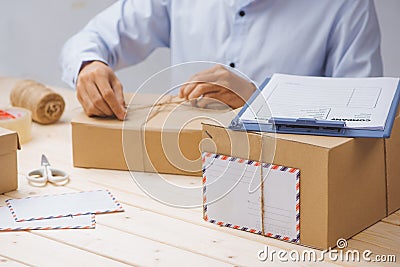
229, 78, 400, 138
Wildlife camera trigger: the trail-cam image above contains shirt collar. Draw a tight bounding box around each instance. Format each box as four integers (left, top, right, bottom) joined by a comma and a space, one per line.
236, 0, 256, 9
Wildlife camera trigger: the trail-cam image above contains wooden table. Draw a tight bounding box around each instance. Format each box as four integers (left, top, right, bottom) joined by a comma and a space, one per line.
0, 77, 399, 267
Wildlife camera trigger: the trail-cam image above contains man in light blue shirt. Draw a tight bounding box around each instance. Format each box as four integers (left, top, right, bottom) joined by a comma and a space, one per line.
60, 0, 382, 120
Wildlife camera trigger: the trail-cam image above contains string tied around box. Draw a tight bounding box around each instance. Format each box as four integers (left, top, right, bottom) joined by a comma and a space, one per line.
126, 94, 229, 173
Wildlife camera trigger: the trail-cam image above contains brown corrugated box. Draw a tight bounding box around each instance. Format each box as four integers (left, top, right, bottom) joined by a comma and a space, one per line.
201, 113, 387, 249
71, 93, 229, 176
385, 111, 400, 215
0, 127, 19, 193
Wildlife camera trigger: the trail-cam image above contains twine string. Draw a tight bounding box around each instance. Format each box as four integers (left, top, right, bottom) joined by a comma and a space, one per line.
260, 132, 265, 236
126, 94, 229, 172
129, 95, 194, 172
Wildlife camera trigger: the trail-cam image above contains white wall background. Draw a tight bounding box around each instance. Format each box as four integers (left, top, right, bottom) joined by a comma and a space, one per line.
0, 0, 399, 93
374, 0, 400, 77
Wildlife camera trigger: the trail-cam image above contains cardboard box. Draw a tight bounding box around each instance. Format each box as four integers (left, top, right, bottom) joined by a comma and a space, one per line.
0, 127, 19, 193
201, 114, 387, 249
71, 94, 229, 176
385, 114, 400, 214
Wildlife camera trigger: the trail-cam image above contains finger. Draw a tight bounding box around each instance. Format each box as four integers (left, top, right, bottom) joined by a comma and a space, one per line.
86, 82, 114, 116
178, 83, 187, 99
180, 70, 220, 98
111, 78, 125, 106
77, 85, 106, 117
195, 96, 222, 109
110, 79, 127, 120
180, 81, 200, 99
195, 92, 225, 107
96, 77, 126, 120
187, 82, 221, 100
199, 91, 245, 109
179, 64, 226, 98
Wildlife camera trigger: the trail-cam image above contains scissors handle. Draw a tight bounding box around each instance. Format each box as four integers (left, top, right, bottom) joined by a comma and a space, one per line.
26, 168, 47, 187
26, 166, 69, 187
47, 167, 69, 186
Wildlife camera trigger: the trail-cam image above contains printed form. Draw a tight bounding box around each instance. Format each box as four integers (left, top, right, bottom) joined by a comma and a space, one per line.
241, 74, 400, 130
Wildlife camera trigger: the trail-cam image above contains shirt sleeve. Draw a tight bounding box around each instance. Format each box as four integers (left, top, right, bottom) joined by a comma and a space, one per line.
324, 0, 383, 77
59, 0, 171, 88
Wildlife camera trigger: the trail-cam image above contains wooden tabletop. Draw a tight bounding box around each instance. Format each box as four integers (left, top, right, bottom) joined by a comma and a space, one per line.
0, 77, 399, 267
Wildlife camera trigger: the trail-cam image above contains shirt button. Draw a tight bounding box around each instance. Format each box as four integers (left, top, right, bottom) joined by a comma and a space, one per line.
239, 10, 245, 17
229, 62, 235, 68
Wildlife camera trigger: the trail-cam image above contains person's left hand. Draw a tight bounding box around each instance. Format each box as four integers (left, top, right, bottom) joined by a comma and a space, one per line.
178, 65, 256, 109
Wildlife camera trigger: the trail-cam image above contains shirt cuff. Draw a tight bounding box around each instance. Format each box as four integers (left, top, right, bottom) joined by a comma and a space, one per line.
61, 53, 109, 89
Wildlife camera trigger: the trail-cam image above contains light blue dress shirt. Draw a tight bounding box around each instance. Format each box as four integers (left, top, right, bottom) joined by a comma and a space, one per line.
60, 0, 383, 88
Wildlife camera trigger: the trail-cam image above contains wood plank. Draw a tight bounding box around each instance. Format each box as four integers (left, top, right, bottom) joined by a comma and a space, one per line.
94, 203, 329, 266
0, 231, 132, 266
34, 224, 232, 267
352, 222, 400, 253
383, 211, 400, 226
0, 255, 27, 267
65, 175, 290, 244
346, 239, 399, 266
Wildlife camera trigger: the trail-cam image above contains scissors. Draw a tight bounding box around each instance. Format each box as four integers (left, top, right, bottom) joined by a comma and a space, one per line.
26, 154, 69, 187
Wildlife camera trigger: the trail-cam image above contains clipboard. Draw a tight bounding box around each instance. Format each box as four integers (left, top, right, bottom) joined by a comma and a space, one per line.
229, 77, 400, 138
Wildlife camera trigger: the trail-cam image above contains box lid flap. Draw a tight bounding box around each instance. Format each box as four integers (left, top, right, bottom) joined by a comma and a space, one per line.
71, 111, 124, 129
0, 127, 20, 153
72, 93, 232, 132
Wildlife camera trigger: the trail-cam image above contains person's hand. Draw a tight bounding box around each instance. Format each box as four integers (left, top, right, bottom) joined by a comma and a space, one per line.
178, 65, 256, 109
76, 61, 126, 120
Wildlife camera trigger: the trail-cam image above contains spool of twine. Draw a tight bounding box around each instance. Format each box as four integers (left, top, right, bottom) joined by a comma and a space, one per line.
10, 80, 65, 124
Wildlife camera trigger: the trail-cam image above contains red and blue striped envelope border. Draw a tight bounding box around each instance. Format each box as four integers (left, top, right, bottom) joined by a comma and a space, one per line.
0, 214, 96, 232
5, 189, 124, 222
202, 152, 300, 244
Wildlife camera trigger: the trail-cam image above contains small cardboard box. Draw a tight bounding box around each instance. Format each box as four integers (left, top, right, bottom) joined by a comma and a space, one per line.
0, 127, 19, 193
201, 114, 387, 249
71, 94, 229, 176
385, 114, 400, 214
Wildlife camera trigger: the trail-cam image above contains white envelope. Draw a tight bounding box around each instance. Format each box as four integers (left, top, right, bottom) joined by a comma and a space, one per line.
6, 190, 123, 222
0, 206, 95, 231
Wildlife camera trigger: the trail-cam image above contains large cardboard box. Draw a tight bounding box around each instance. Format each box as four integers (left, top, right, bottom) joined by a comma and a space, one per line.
0, 127, 19, 193
71, 94, 229, 176
385, 115, 400, 214
201, 114, 387, 249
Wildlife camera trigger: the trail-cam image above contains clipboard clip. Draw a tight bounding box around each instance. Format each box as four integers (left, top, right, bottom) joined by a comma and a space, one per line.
268, 117, 346, 134
229, 117, 244, 130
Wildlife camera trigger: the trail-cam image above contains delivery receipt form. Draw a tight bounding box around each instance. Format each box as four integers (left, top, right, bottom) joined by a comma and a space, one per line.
241, 74, 400, 130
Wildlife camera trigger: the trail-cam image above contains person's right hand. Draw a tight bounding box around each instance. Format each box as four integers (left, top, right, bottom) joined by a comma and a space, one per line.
76, 61, 126, 120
